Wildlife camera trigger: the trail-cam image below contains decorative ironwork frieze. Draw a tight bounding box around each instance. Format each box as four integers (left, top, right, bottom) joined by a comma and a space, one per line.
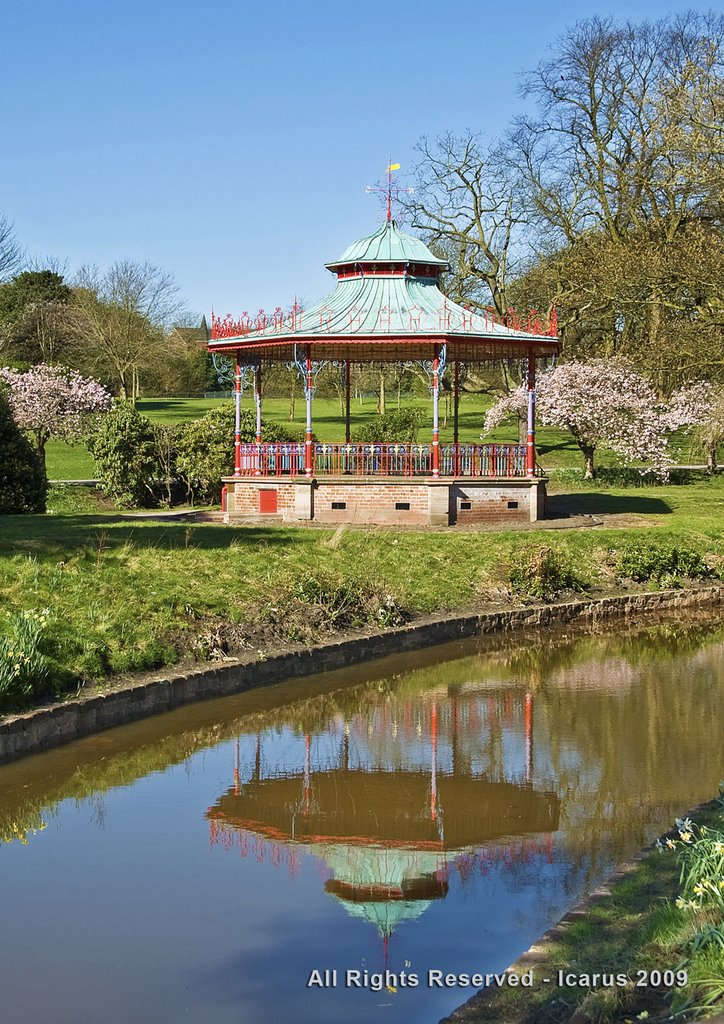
291, 344, 329, 399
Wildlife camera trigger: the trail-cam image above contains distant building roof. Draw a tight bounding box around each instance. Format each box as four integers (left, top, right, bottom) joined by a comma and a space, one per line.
170, 317, 209, 345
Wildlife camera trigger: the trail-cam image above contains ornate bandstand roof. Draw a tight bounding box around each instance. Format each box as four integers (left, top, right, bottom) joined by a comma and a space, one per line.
209, 219, 560, 363
325, 219, 449, 270
207, 769, 560, 849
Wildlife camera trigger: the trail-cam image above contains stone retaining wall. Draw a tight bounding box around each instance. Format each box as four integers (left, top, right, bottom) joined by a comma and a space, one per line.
0, 587, 721, 765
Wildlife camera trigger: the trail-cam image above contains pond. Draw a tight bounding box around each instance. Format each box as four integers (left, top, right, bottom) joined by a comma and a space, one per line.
0, 616, 722, 1024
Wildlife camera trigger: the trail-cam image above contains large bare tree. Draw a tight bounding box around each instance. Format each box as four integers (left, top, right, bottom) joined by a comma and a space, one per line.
405, 132, 523, 318
72, 261, 185, 399
0, 214, 23, 283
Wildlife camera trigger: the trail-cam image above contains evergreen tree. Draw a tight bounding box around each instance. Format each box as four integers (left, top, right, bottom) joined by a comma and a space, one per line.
0, 390, 46, 513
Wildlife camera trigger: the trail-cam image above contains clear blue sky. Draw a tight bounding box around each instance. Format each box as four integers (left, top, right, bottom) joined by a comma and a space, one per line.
0, 0, 716, 321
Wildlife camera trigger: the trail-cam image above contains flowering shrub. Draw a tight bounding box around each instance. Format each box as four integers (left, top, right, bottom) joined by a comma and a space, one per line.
657, 817, 724, 915
0, 363, 111, 473
483, 360, 671, 479
666, 381, 724, 473
0, 609, 54, 711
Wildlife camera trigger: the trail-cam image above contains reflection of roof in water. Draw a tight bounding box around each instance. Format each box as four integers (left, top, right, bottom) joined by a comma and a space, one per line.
330, 894, 436, 937
207, 769, 560, 850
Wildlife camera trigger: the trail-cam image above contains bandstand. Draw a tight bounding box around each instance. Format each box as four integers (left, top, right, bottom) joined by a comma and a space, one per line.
209, 212, 560, 526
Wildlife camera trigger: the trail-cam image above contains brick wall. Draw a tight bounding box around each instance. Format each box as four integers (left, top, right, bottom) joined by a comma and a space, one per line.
225, 477, 545, 526
315, 481, 429, 525
450, 484, 531, 524
227, 480, 296, 516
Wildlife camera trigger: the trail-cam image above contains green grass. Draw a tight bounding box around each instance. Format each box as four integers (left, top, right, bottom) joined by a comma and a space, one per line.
0, 477, 722, 703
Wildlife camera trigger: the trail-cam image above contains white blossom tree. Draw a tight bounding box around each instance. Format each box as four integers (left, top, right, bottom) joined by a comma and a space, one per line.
483, 360, 671, 479
666, 381, 723, 473
0, 363, 112, 475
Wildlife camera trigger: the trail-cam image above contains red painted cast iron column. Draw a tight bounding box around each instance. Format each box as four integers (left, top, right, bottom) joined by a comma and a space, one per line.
305, 345, 314, 478
344, 359, 351, 443
432, 344, 440, 478
453, 359, 460, 446
254, 361, 262, 476
255, 361, 262, 443
526, 350, 536, 478
234, 349, 242, 476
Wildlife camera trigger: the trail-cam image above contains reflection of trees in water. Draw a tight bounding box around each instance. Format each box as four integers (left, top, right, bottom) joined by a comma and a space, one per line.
538, 647, 723, 884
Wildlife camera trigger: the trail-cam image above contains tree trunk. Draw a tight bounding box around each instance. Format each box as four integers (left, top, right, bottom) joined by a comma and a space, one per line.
289, 375, 296, 421
517, 413, 527, 443
377, 371, 386, 415
33, 432, 48, 480
707, 441, 717, 474
580, 443, 596, 479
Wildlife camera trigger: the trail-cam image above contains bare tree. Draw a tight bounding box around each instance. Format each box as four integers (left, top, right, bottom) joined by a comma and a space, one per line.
512, 12, 724, 248
0, 214, 23, 282
72, 261, 185, 399
405, 132, 523, 317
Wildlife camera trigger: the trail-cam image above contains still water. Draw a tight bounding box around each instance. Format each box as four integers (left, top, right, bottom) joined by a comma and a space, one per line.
1, 618, 722, 1024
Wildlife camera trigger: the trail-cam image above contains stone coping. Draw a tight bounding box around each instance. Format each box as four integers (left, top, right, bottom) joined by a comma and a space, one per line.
0, 587, 721, 765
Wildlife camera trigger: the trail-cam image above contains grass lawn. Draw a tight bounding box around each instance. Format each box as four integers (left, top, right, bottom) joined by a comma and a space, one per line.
45, 394, 704, 480
0, 476, 721, 700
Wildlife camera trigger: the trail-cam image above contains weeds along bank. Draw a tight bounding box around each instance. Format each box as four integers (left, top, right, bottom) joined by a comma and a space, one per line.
0, 476, 722, 714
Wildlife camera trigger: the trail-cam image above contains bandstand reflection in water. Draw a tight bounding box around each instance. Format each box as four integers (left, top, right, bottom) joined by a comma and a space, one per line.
207, 688, 560, 955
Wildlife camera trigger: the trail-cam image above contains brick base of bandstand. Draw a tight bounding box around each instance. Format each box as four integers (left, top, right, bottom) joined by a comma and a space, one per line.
222, 476, 547, 527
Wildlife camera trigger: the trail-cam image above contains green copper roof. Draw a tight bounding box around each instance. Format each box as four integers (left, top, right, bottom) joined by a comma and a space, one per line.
208, 218, 559, 352
213, 273, 549, 342
326, 219, 448, 269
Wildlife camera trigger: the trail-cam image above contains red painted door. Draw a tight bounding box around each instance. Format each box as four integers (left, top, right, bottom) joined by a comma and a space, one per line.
259, 489, 278, 514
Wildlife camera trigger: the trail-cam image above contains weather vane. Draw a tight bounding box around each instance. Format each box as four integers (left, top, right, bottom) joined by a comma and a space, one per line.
365, 161, 413, 221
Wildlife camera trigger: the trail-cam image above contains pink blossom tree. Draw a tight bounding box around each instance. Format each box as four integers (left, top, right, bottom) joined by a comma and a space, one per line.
0, 363, 112, 475
666, 381, 723, 473
483, 360, 670, 479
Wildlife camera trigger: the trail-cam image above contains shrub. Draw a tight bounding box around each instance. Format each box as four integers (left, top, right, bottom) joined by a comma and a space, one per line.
174, 404, 298, 504
87, 400, 158, 508
352, 409, 423, 444
258, 572, 405, 644
508, 546, 587, 601
614, 543, 711, 587
0, 390, 46, 513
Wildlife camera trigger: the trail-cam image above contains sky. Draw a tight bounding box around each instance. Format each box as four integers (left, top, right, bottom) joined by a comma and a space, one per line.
0, 0, 717, 321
